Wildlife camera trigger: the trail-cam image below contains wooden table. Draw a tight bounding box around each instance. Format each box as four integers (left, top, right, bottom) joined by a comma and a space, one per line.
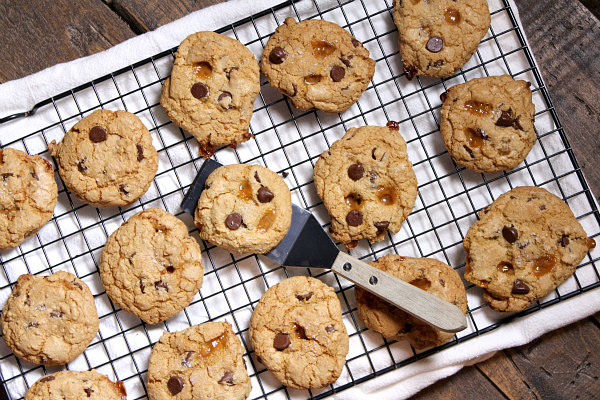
1, 0, 598, 398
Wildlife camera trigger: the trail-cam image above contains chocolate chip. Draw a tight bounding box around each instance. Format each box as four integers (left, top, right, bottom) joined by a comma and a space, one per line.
511, 279, 530, 294
426, 36, 444, 53
273, 332, 291, 350
182, 351, 194, 367
39, 376, 56, 383
140, 279, 145, 293
84, 388, 94, 397
386, 120, 399, 130
433, 59, 445, 67
1, 172, 13, 180
340, 56, 351, 67
463, 144, 475, 158
154, 281, 169, 291
296, 292, 313, 301
440, 91, 448, 102
560, 235, 570, 247
50, 311, 63, 318
325, 324, 336, 333
371, 148, 377, 160
374, 221, 390, 232
403, 64, 417, 80
496, 110, 514, 127
347, 163, 364, 180
540, 205, 546, 211
330, 65, 346, 82
439, 278, 445, 287
167, 376, 184, 395
254, 171, 261, 183
89, 126, 107, 143
199, 142, 215, 158
502, 226, 519, 243
281, 171, 289, 178
77, 159, 87, 173
166, 265, 175, 273
225, 67, 238, 80
119, 184, 129, 195
31, 171, 39, 180
513, 117, 524, 131
351, 38, 360, 47
27, 322, 39, 328
257, 187, 274, 203
191, 83, 209, 99
289, 83, 298, 97
136, 144, 144, 162
218, 91, 233, 109
346, 210, 363, 226
269, 47, 287, 64
225, 213, 243, 230
219, 370, 234, 385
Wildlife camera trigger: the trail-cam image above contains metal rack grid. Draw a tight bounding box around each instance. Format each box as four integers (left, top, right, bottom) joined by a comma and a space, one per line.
1, 0, 599, 398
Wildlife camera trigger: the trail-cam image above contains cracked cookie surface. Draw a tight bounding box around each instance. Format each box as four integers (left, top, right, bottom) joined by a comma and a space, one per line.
100, 208, 203, 324
160, 31, 260, 156
314, 125, 417, 246
249, 276, 349, 389
440, 75, 536, 172
0, 148, 57, 249
194, 164, 291, 254
1, 271, 99, 365
49, 109, 158, 208
147, 321, 251, 400
393, 0, 490, 78
355, 255, 467, 349
261, 17, 375, 113
464, 186, 592, 312
25, 370, 126, 400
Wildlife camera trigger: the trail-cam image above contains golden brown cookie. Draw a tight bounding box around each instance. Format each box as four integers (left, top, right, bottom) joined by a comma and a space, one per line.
48, 109, 158, 208
1, 271, 99, 365
355, 255, 467, 349
464, 186, 593, 312
100, 208, 203, 324
194, 164, 291, 254
249, 276, 349, 389
0, 148, 57, 249
440, 75, 536, 172
313, 125, 417, 246
261, 17, 376, 113
147, 321, 251, 400
393, 0, 490, 79
25, 370, 126, 400
160, 31, 260, 157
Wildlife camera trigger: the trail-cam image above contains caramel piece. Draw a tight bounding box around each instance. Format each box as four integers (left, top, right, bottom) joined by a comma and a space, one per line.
533, 255, 558, 277
311, 40, 336, 58
198, 334, 227, 357
444, 8, 461, 24
192, 61, 213, 79
464, 100, 492, 116
257, 208, 276, 233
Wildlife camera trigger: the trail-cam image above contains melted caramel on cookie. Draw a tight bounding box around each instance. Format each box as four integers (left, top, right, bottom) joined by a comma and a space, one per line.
444, 8, 461, 24
497, 261, 514, 274
409, 277, 431, 291
376, 186, 396, 205
198, 334, 227, 357
257, 208, 276, 233
292, 323, 308, 340
588, 237, 596, 249
192, 62, 213, 80
533, 255, 558, 277
304, 74, 322, 85
466, 128, 485, 150
311, 40, 336, 58
238, 181, 257, 204
345, 194, 363, 210
464, 100, 492, 116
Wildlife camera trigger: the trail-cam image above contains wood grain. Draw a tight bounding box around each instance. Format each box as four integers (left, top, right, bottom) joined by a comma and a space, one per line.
0, 0, 135, 83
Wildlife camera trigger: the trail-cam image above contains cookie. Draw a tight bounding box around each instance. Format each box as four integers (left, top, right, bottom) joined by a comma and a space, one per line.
261, 17, 376, 113
160, 31, 260, 157
249, 276, 349, 389
1, 271, 99, 365
313, 125, 417, 246
393, 0, 490, 79
440, 75, 536, 172
464, 186, 593, 312
194, 164, 291, 254
355, 255, 467, 349
25, 370, 126, 400
0, 148, 57, 249
100, 208, 203, 324
48, 109, 158, 208
147, 321, 251, 400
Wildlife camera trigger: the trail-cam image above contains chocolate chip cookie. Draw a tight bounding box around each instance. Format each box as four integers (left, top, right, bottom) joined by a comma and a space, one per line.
1, 271, 99, 365
194, 163, 291, 254
48, 109, 158, 208
0, 148, 57, 249
464, 186, 593, 312
160, 31, 260, 157
25, 370, 126, 400
261, 17, 376, 113
440, 75, 536, 172
249, 276, 349, 389
100, 208, 203, 324
355, 255, 467, 349
393, 0, 491, 79
147, 321, 251, 400
313, 125, 417, 246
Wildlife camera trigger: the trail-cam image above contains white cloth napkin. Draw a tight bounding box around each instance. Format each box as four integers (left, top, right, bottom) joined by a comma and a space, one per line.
1, 0, 599, 399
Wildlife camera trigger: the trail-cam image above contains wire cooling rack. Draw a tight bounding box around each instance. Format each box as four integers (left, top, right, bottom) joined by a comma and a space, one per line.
1, 0, 599, 398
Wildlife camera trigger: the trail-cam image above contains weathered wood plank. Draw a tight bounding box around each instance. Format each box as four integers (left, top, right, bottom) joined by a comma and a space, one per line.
0, 0, 135, 83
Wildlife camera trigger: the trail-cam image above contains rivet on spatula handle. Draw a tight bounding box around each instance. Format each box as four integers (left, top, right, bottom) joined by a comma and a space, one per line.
331, 252, 467, 333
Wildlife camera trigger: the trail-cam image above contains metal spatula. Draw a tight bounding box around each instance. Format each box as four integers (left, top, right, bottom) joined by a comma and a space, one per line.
181, 159, 467, 333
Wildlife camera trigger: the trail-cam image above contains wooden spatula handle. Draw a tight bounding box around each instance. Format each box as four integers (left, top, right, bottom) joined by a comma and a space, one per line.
331, 252, 467, 333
